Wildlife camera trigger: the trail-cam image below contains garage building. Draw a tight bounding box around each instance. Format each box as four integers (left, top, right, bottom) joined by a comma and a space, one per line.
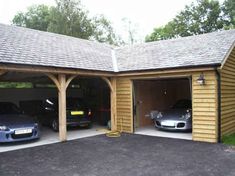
0, 24, 235, 143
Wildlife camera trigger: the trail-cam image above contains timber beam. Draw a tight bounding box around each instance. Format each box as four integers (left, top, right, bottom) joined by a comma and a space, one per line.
46, 73, 78, 142
102, 77, 117, 131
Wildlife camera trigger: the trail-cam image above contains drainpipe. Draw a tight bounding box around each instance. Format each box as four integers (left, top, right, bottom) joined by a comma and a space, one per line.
215, 69, 221, 143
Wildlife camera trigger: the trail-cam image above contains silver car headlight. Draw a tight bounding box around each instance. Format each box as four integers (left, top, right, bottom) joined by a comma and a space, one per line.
34, 123, 39, 128
0, 125, 8, 131
157, 112, 163, 119
185, 112, 191, 120
181, 113, 191, 120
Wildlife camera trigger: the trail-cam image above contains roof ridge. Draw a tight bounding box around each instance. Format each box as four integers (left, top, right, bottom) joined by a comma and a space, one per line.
111, 49, 118, 72
115, 29, 235, 50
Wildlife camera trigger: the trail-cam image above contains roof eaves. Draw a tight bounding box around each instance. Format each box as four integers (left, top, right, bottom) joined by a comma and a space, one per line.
115, 63, 221, 75
220, 41, 235, 69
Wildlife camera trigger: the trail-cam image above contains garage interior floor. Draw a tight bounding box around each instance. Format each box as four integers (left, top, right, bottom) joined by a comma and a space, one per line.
0, 124, 106, 153
135, 125, 192, 140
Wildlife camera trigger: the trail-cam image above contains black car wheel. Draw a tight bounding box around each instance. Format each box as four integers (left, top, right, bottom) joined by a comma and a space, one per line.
52, 119, 59, 132
85, 123, 92, 129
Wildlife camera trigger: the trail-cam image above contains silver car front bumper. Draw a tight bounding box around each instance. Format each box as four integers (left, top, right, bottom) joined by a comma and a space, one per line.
154, 119, 192, 131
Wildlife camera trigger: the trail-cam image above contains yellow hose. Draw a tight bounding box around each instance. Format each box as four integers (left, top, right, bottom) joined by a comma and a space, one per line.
96, 128, 121, 137
106, 131, 121, 137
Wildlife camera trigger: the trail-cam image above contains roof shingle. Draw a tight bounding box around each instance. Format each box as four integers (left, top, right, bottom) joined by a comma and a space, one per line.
0, 24, 234, 73
0, 24, 114, 72
116, 30, 235, 72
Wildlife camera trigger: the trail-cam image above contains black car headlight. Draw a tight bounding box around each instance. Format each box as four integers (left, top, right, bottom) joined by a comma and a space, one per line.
0, 125, 8, 131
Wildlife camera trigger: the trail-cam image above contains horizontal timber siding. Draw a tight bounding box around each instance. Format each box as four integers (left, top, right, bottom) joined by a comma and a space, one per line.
221, 47, 235, 136
116, 78, 133, 133
192, 71, 218, 143
116, 70, 218, 143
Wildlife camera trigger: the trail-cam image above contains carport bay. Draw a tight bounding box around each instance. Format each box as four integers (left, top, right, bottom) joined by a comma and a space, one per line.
1, 24, 235, 143
0, 66, 117, 142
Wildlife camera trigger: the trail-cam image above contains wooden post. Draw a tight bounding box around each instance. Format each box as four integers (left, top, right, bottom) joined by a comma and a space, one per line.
58, 74, 67, 141
46, 74, 78, 142
58, 74, 67, 142
110, 78, 117, 131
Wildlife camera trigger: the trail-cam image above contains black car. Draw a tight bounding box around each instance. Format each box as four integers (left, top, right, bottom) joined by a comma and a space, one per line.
38, 98, 92, 131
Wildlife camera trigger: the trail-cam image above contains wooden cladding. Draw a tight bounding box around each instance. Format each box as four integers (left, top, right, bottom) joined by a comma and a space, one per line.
221, 47, 235, 136
192, 71, 218, 143
116, 71, 219, 143
116, 78, 133, 133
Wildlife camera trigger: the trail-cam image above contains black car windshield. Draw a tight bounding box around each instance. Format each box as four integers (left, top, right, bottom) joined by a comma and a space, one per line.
0, 102, 21, 115
67, 98, 86, 110
45, 98, 86, 110
172, 99, 192, 109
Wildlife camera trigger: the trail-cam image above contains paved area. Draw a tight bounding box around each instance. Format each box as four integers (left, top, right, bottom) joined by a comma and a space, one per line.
0, 125, 106, 153
135, 126, 192, 140
1, 134, 235, 176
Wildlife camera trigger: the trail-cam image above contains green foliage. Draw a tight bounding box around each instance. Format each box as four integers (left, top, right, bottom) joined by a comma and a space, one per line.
12, 0, 120, 45
13, 5, 50, 31
92, 15, 123, 45
146, 0, 235, 42
0, 82, 33, 88
222, 0, 235, 29
47, 0, 93, 39
222, 133, 235, 145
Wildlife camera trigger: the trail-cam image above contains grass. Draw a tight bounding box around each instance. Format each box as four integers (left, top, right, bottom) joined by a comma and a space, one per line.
222, 133, 235, 145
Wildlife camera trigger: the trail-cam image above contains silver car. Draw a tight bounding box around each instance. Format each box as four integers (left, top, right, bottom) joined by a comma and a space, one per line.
152, 99, 192, 131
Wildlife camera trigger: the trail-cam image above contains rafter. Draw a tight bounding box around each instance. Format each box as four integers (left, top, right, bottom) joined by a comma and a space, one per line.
45, 73, 61, 91
65, 75, 77, 89
101, 77, 113, 92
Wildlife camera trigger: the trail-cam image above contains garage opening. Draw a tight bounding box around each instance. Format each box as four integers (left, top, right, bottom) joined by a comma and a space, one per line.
133, 77, 192, 140
0, 71, 110, 152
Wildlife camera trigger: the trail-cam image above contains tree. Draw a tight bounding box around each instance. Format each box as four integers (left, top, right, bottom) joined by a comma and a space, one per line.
12, 0, 120, 45
121, 18, 142, 45
13, 5, 50, 31
146, 0, 233, 42
92, 15, 123, 45
47, 0, 93, 39
222, 0, 235, 29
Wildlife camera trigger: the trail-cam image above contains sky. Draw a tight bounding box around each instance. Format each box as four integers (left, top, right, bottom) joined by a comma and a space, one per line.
0, 0, 198, 42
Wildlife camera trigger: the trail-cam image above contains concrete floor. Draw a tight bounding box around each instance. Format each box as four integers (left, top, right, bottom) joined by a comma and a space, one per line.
0, 124, 106, 153
135, 125, 192, 140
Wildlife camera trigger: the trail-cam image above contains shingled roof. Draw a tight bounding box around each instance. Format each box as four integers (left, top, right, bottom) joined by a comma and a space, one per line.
0, 23, 234, 73
115, 30, 235, 72
0, 24, 114, 72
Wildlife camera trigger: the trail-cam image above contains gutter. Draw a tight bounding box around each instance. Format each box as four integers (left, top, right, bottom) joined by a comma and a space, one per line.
215, 69, 221, 143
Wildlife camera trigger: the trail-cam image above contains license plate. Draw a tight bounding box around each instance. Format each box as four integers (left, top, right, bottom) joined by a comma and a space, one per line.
15, 129, 32, 135
71, 111, 84, 115
161, 121, 175, 127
